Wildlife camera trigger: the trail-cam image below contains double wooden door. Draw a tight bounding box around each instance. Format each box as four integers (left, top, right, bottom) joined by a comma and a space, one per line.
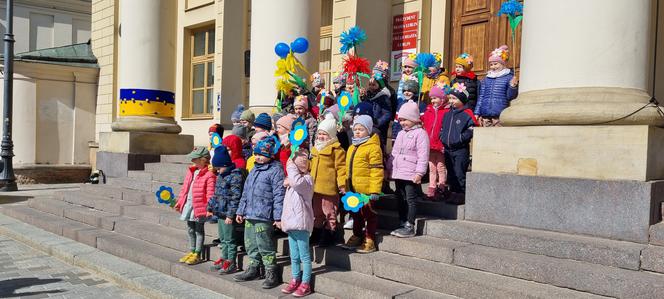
448, 0, 522, 79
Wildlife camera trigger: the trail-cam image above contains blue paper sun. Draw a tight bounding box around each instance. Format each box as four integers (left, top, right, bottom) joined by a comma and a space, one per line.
292, 117, 306, 129
341, 192, 370, 213
289, 125, 309, 148
210, 132, 223, 148
337, 91, 353, 111
155, 186, 175, 206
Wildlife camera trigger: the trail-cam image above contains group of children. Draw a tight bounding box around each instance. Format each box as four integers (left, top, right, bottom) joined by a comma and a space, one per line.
171, 45, 519, 297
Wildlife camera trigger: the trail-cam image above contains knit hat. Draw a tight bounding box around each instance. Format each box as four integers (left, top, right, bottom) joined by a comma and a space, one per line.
403, 54, 418, 68
294, 95, 309, 109
240, 109, 255, 123
397, 101, 421, 122
353, 115, 373, 132
429, 83, 447, 99
354, 101, 373, 117
211, 146, 233, 168
254, 136, 279, 158
254, 113, 272, 130
449, 83, 470, 104
455, 53, 474, 70
311, 72, 325, 88
403, 79, 419, 94
317, 113, 337, 140
187, 146, 210, 160
231, 125, 248, 140
489, 45, 509, 65
208, 123, 224, 135
231, 104, 245, 122
332, 73, 346, 85
251, 131, 269, 145
292, 149, 310, 173
276, 113, 297, 131
372, 60, 390, 82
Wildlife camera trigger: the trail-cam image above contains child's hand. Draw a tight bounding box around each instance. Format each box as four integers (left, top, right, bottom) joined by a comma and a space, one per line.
339, 186, 346, 194
236, 215, 244, 224
225, 217, 233, 224
283, 178, 290, 187
413, 174, 422, 184
273, 221, 282, 229
206, 211, 213, 217
510, 76, 519, 87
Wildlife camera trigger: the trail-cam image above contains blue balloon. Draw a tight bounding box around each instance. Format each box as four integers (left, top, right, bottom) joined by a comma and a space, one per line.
290, 37, 309, 54
275, 42, 290, 58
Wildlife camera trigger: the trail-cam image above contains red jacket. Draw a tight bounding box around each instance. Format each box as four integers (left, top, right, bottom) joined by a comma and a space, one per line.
223, 135, 247, 169
175, 166, 217, 218
421, 104, 449, 152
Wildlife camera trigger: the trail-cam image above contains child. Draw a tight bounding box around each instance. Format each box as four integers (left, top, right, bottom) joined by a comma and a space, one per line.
293, 95, 317, 147
232, 124, 253, 160
344, 115, 384, 253
331, 73, 346, 98
475, 45, 519, 127
276, 113, 298, 173
310, 114, 346, 247
392, 79, 425, 139
280, 150, 315, 297
208, 123, 225, 161
239, 109, 256, 140
450, 53, 479, 111
364, 61, 394, 147
388, 102, 429, 238
421, 84, 450, 199
420, 52, 451, 104
440, 83, 475, 195
246, 131, 269, 172
222, 135, 247, 169
254, 113, 273, 134
234, 136, 285, 289
174, 146, 217, 265
207, 146, 244, 274
231, 104, 246, 126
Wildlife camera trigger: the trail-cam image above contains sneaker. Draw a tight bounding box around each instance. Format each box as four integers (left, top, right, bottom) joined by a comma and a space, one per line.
343, 235, 363, 249
210, 258, 225, 271
281, 278, 301, 294
218, 261, 237, 275
393, 223, 416, 238
185, 253, 202, 265
356, 239, 376, 253
179, 252, 193, 263
293, 282, 312, 297
343, 219, 354, 230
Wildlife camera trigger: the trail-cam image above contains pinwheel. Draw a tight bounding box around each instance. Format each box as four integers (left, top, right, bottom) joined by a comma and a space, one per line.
155, 186, 176, 207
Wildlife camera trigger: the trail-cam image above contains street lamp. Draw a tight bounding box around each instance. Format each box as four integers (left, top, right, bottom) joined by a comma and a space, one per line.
0, 0, 17, 191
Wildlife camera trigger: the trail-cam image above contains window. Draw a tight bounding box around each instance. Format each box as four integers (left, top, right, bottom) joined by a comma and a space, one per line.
188, 27, 215, 117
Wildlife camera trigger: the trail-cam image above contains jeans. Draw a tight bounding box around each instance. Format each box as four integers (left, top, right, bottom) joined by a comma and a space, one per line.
187, 221, 205, 253
288, 230, 312, 283
218, 219, 238, 262
313, 193, 339, 231
444, 147, 470, 193
395, 180, 421, 224
244, 219, 276, 266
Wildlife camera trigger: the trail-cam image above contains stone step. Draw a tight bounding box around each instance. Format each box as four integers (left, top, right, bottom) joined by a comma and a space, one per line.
114, 218, 191, 253
144, 162, 190, 176
650, 222, 664, 246
151, 171, 186, 184
375, 209, 428, 234
127, 170, 153, 181
79, 184, 123, 200
1, 205, 100, 244
27, 197, 70, 217
374, 195, 465, 219
426, 220, 645, 270
161, 154, 192, 164
377, 235, 468, 264
79, 184, 154, 206
29, 197, 119, 229
58, 190, 139, 215
107, 177, 154, 192
642, 245, 664, 274
454, 244, 664, 298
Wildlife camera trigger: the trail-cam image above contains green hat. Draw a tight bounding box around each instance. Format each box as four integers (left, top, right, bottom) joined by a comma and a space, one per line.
187, 146, 210, 160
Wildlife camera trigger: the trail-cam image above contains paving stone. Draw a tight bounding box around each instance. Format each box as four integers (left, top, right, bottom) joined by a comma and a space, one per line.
377, 235, 467, 263
131, 273, 228, 299
641, 245, 664, 274
454, 244, 664, 298
426, 220, 645, 270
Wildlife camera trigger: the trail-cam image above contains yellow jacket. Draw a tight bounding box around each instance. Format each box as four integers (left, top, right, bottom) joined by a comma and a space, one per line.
421, 74, 451, 103
345, 134, 384, 195
311, 141, 347, 196
246, 155, 256, 172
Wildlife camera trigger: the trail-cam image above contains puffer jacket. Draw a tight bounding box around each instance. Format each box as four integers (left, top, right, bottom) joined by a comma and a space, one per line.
237, 160, 285, 222
440, 107, 475, 150
388, 126, 429, 181
175, 166, 217, 218
475, 70, 519, 117
207, 166, 245, 218
311, 141, 346, 195
363, 88, 392, 143
281, 162, 315, 233
451, 71, 479, 111
345, 134, 384, 194
223, 135, 247, 169
421, 104, 449, 152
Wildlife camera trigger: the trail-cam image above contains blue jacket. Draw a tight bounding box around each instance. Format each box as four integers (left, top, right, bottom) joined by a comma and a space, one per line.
440, 107, 475, 150
363, 88, 392, 144
475, 71, 519, 117
237, 160, 285, 222
207, 167, 245, 218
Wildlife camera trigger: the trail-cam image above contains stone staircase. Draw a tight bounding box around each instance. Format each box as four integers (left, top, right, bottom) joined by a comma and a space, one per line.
2, 155, 664, 298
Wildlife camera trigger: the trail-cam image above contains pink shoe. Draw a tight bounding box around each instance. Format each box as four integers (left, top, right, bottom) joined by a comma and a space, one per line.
281, 278, 301, 294
293, 282, 312, 297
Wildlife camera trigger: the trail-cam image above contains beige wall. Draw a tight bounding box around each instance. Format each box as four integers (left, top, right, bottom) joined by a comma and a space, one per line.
91, 0, 117, 141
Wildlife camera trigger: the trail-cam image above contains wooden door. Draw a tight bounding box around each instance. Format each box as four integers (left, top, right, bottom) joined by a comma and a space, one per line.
448, 0, 522, 79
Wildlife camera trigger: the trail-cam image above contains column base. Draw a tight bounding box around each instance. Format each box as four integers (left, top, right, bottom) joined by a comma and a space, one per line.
96, 152, 161, 178
111, 116, 182, 134
500, 87, 664, 126
99, 131, 193, 155
465, 172, 663, 243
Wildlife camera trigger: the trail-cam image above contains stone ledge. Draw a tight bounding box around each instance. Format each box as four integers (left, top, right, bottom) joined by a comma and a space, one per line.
16, 164, 91, 184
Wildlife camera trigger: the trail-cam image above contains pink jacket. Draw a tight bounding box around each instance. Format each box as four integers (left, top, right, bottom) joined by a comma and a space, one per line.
175, 166, 217, 218
388, 126, 430, 181
280, 162, 314, 233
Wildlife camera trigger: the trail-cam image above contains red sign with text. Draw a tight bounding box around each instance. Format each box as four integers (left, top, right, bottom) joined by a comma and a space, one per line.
392, 12, 419, 51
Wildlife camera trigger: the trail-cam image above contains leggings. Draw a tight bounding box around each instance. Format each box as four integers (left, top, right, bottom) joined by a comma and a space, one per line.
288, 230, 312, 283
187, 221, 205, 253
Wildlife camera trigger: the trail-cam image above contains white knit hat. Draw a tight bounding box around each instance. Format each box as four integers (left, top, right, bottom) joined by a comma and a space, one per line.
317, 114, 337, 141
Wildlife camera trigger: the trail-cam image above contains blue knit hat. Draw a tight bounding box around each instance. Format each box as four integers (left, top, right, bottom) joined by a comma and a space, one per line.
254, 135, 280, 158
231, 105, 245, 122
254, 113, 272, 131
212, 146, 233, 168
354, 101, 373, 117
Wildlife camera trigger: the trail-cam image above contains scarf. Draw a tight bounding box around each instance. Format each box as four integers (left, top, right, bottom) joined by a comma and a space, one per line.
314, 138, 336, 152
486, 68, 510, 78
352, 136, 370, 146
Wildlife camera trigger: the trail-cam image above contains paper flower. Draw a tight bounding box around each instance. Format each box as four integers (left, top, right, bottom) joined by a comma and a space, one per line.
341, 192, 371, 212
497, 0, 523, 18
292, 117, 306, 129
340, 26, 367, 54
342, 55, 371, 83
289, 125, 308, 148
337, 91, 353, 111
414, 53, 439, 69
452, 82, 467, 93
459, 53, 474, 65
155, 186, 175, 206
210, 133, 223, 148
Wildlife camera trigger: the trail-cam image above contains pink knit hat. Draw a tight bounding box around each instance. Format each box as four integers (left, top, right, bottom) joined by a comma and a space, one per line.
403, 57, 418, 68
429, 84, 446, 99
489, 45, 509, 65
397, 101, 421, 122
294, 95, 309, 109
276, 113, 297, 131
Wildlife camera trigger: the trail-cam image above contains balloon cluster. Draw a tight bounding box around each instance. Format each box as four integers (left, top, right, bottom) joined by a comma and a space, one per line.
274, 37, 310, 113
274, 37, 309, 58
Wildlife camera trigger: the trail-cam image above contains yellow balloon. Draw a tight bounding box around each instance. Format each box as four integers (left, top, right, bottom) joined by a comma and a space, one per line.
347, 196, 359, 207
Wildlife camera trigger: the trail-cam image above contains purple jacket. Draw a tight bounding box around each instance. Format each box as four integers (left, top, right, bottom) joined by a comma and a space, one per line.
388, 126, 430, 181
280, 162, 314, 233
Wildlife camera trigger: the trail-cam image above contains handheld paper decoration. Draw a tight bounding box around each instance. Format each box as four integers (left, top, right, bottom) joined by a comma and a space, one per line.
340, 26, 367, 54
289, 124, 308, 158
497, 0, 523, 68
210, 132, 223, 148
341, 192, 372, 213
155, 186, 176, 207
292, 117, 306, 129
336, 91, 353, 124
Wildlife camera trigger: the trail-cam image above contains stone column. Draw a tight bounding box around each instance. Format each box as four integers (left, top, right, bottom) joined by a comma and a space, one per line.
112, 0, 181, 133
500, 0, 661, 126
248, 0, 321, 112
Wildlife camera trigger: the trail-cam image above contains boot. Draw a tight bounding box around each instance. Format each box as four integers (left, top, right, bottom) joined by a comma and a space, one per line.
233, 264, 261, 281
318, 229, 334, 247
262, 266, 281, 289
356, 239, 376, 253
218, 260, 237, 275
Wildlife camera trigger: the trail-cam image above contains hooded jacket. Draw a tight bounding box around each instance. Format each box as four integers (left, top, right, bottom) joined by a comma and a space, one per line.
311, 141, 346, 195
222, 135, 247, 169
421, 104, 449, 152
207, 166, 244, 218
388, 126, 429, 181
237, 160, 285, 222
280, 162, 315, 233
345, 134, 384, 194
